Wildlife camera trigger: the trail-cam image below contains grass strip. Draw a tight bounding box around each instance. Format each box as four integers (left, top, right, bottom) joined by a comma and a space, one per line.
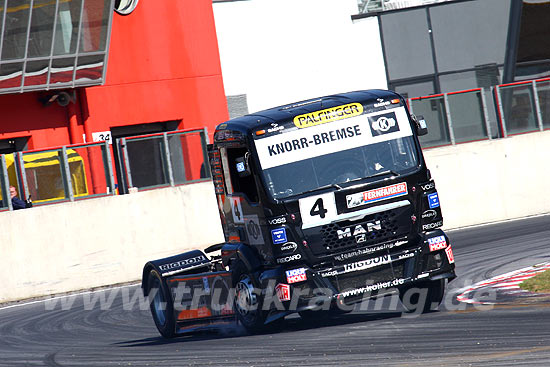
520, 269, 550, 293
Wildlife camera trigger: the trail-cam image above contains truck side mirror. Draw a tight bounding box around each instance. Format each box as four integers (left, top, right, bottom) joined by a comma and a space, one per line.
414, 115, 428, 136
235, 155, 251, 177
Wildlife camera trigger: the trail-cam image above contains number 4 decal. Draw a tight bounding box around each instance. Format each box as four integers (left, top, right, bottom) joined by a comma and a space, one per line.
299, 193, 337, 229
310, 198, 328, 219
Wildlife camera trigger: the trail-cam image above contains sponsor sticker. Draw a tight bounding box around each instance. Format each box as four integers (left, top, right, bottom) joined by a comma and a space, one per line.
293, 103, 364, 129
428, 193, 440, 209
159, 255, 207, 272
280, 242, 298, 252
368, 112, 400, 136
285, 268, 307, 284
268, 216, 287, 225
271, 228, 287, 245
254, 107, 413, 170
340, 278, 405, 297
422, 209, 437, 219
445, 246, 455, 264
422, 220, 443, 230
346, 182, 408, 209
428, 235, 447, 252
275, 283, 291, 302
277, 254, 302, 264
337, 221, 382, 240
343, 254, 392, 273
421, 182, 435, 191
334, 240, 407, 262
245, 215, 264, 245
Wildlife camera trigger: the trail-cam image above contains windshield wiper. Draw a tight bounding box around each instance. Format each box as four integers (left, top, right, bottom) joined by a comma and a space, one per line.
287, 183, 342, 199
367, 169, 400, 179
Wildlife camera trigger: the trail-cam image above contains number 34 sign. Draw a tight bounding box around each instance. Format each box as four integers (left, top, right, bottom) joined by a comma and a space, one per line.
299, 193, 337, 229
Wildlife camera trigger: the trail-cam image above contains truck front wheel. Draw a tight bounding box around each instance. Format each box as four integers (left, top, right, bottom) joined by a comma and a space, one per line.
399, 279, 445, 313
232, 261, 267, 333
146, 270, 176, 338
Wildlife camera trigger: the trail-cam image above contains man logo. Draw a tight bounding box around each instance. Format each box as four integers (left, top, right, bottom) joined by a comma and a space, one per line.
337, 221, 382, 242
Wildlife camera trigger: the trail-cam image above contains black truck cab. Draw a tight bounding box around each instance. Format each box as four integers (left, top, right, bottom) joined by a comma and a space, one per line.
142, 89, 456, 337
210, 90, 455, 325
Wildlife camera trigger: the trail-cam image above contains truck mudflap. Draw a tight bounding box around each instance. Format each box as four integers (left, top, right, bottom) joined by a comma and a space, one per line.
165, 271, 236, 334
142, 249, 211, 295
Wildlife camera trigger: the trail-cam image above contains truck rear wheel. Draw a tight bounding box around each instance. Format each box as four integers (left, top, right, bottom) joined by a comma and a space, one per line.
232, 261, 267, 333
146, 270, 176, 338
400, 279, 445, 313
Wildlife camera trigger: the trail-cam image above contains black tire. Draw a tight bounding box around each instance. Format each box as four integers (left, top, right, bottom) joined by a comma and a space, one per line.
231, 261, 267, 333
399, 279, 445, 313
146, 270, 176, 338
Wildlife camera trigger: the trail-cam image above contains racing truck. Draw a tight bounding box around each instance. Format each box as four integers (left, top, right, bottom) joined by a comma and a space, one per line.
142, 89, 456, 338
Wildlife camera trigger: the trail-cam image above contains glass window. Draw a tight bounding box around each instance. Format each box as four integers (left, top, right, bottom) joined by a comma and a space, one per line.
262, 137, 419, 201
80, 0, 110, 52
0, 61, 23, 88
75, 54, 103, 82
380, 8, 434, 80
393, 79, 435, 99
23, 150, 67, 203
447, 91, 488, 143
53, 0, 82, 55
500, 84, 538, 135
49, 57, 75, 84
536, 81, 550, 130
1, 0, 31, 60
429, 0, 510, 73
24, 59, 49, 86
412, 97, 451, 148
27, 0, 57, 58
125, 136, 170, 189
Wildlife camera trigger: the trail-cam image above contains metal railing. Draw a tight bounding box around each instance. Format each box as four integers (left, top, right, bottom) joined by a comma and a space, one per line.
0, 127, 211, 211
408, 88, 492, 148
117, 128, 210, 192
494, 77, 550, 137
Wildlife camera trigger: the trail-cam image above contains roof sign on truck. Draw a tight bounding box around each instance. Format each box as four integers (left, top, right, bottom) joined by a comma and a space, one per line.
254, 106, 413, 170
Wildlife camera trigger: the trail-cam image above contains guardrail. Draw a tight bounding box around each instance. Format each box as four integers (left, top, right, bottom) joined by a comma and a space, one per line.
0, 128, 210, 211
494, 77, 550, 137
408, 88, 492, 148
117, 128, 210, 192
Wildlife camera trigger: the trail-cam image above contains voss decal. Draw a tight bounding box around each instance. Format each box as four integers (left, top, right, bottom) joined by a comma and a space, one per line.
346, 182, 408, 209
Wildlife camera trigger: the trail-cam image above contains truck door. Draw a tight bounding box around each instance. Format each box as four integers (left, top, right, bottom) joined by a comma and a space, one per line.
219, 145, 273, 262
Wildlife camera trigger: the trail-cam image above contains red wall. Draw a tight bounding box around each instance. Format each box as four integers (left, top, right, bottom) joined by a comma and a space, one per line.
0, 0, 228, 149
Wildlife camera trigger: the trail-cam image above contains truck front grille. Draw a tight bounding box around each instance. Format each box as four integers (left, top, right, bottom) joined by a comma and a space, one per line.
305, 205, 412, 256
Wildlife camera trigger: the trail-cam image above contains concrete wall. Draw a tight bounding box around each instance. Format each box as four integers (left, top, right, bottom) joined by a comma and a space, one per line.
425, 131, 550, 230
3, 132, 550, 303
0, 181, 224, 304
213, 0, 387, 113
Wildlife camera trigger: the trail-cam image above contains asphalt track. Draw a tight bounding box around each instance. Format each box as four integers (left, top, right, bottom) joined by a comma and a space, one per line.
1, 215, 550, 366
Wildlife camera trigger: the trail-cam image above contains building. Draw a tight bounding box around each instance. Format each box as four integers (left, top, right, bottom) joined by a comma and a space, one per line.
0, 0, 228, 189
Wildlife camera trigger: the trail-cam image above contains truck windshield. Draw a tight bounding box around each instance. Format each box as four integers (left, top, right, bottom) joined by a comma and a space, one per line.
253, 106, 420, 200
